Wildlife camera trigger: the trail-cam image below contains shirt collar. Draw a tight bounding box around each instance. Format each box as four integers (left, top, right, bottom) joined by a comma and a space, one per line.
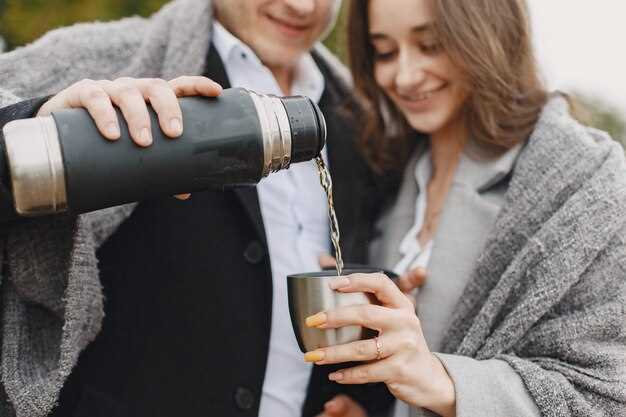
212, 21, 264, 68
211, 21, 324, 102
415, 140, 524, 193
459, 142, 524, 192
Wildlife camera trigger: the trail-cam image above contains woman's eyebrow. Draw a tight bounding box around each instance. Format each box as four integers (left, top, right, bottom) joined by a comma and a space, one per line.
369, 23, 433, 40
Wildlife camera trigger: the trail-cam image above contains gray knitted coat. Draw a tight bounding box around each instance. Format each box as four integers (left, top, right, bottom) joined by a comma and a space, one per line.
0, 1, 625, 416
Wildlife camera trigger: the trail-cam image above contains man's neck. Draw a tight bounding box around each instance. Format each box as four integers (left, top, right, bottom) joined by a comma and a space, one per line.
266, 62, 297, 96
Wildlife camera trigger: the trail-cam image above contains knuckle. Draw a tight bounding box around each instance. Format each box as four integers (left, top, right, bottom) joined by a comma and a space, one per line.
356, 368, 369, 380
324, 310, 334, 323
147, 78, 170, 93
355, 341, 370, 359
409, 315, 422, 332
387, 381, 402, 395
82, 87, 108, 103
388, 358, 403, 376
116, 84, 140, 97
382, 275, 396, 289
359, 306, 374, 323
398, 335, 418, 352
322, 349, 334, 362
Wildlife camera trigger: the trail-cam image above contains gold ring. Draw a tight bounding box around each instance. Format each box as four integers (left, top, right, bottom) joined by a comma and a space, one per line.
374, 336, 383, 360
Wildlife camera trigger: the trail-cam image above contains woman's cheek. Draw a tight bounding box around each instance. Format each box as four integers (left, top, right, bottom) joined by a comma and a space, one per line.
374, 62, 396, 94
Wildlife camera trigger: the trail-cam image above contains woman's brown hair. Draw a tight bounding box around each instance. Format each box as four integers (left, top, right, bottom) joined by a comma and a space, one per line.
347, 0, 548, 172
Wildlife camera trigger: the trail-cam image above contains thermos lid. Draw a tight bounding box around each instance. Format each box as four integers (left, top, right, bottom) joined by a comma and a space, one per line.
280, 96, 327, 163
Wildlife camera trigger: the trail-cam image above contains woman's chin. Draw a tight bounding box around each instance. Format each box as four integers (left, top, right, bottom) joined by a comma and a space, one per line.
404, 117, 444, 136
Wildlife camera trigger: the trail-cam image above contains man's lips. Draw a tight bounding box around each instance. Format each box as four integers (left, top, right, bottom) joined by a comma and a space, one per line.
265, 14, 311, 36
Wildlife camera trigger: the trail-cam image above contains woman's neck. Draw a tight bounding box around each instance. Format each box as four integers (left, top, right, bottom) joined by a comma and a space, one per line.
429, 121, 467, 182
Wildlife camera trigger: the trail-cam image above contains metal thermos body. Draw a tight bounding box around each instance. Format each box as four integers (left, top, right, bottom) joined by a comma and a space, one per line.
0, 87, 326, 217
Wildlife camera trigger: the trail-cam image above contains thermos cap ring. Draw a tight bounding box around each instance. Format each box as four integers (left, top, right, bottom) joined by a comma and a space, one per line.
2, 116, 68, 216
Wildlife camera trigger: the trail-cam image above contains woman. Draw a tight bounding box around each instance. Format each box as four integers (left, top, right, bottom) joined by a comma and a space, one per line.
305, 0, 626, 416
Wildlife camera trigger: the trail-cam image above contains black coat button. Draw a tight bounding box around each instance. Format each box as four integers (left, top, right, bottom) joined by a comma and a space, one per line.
243, 241, 265, 264
234, 387, 255, 411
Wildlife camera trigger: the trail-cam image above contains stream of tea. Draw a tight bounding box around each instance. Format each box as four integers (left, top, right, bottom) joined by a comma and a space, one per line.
314, 156, 344, 276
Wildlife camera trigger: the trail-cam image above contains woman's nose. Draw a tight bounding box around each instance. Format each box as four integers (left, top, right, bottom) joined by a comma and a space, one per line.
395, 53, 427, 94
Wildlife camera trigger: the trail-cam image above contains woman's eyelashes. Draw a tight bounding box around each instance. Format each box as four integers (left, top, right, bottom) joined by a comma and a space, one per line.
372, 40, 443, 62
420, 41, 442, 54
374, 49, 397, 61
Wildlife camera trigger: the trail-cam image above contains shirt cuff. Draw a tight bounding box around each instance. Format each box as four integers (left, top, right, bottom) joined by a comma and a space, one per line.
434, 353, 540, 417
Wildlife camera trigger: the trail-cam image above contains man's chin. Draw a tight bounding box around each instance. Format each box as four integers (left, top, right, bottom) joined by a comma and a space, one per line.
255, 43, 308, 69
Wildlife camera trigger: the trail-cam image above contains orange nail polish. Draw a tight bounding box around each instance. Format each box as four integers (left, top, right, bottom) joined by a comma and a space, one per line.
305, 312, 327, 328
304, 350, 325, 362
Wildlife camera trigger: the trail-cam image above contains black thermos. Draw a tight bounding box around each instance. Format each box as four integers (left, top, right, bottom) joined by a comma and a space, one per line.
0, 87, 326, 217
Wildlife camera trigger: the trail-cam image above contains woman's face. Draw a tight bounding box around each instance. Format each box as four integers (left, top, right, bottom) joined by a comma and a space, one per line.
369, 0, 469, 137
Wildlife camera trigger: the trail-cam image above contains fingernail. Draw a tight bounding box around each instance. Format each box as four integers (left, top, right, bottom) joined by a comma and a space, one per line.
170, 118, 182, 136
140, 127, 152, 145
305, 312, 327, 328
329, 277, 350, 290
328, 372, 343, 381
304, 350, 325, 363
106, 123, 120, 138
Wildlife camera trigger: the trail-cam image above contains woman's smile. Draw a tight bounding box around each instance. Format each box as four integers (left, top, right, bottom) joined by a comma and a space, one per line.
395, 84, 449, 112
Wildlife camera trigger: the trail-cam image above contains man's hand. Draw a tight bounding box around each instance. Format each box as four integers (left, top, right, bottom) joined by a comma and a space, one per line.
38, 76, 222, 145
317, 395, 367, 417
37, 76, 222, 200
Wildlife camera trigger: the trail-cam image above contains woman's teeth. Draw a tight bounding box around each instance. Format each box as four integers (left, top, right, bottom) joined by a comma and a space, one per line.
405, 89, 438, 101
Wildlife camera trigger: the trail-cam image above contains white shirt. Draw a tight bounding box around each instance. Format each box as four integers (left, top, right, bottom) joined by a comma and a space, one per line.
212, 22, 329, 417
392, 149, 434, 277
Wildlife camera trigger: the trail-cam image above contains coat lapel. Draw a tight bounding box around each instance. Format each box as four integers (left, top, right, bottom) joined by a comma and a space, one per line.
203, 42, 267, 242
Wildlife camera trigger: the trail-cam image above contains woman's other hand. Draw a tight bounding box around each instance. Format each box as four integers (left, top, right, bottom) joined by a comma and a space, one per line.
304, 273, 456, 417
317, 395, 367, 417
397, 266, 427, 307
397, 267, 427, 294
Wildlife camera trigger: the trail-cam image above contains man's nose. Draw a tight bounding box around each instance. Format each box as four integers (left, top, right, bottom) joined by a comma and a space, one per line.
395, 51, 426, 94
283, 0, 316, 16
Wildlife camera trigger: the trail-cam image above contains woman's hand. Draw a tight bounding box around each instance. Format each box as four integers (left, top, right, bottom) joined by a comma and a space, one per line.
304, 273, 456, 417
318, 255, 428, 303
37, 76, 222, 199
316, 395, 367, 417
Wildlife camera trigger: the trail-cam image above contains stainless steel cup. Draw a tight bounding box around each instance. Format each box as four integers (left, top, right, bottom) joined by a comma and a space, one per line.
287, 269, 383, 353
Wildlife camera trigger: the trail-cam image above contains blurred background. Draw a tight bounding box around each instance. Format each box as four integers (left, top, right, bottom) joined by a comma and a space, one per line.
1, 0, 624, 146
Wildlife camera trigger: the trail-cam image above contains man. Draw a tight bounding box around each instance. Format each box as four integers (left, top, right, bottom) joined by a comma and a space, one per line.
0, 1, 394, 416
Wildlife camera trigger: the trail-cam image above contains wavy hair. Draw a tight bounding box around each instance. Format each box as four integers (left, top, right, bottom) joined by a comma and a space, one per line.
347, 0, 548, 172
